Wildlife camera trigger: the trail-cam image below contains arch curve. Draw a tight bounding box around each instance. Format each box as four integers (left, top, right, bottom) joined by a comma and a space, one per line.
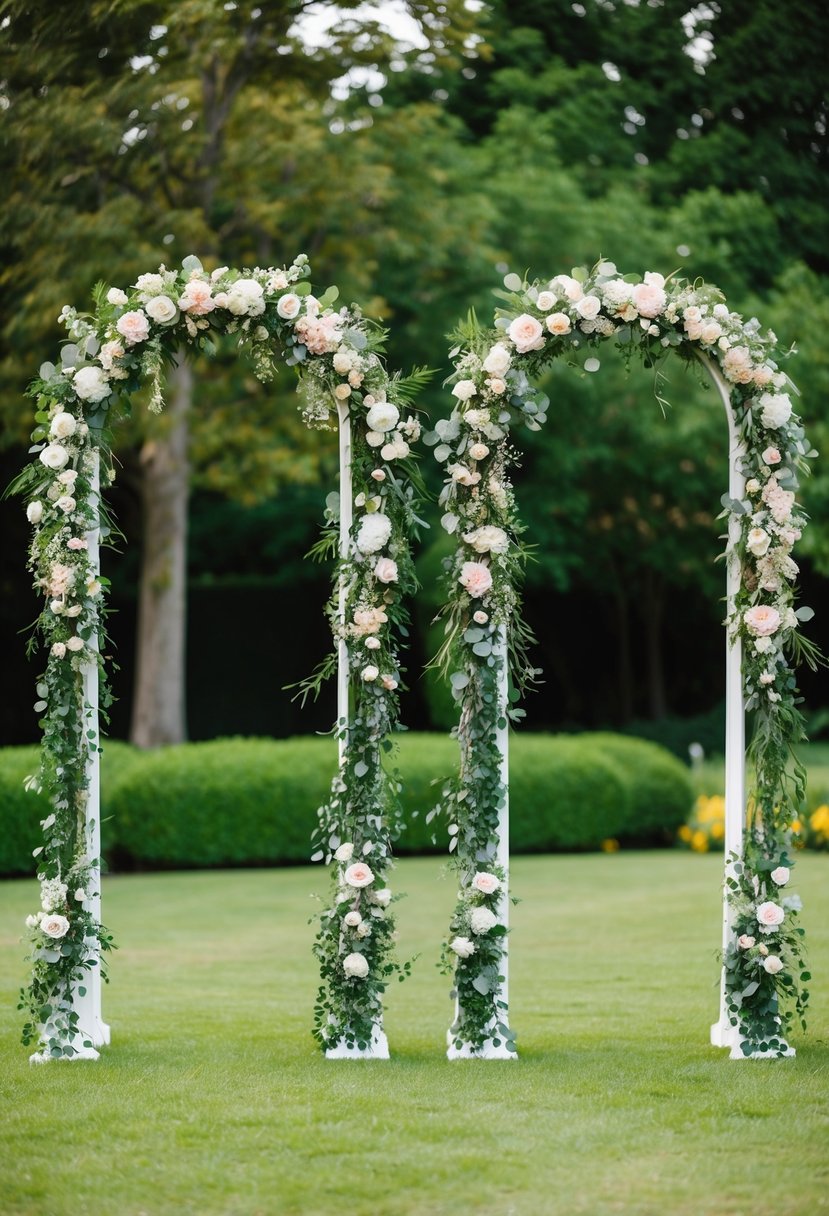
430, 262, 816, 1059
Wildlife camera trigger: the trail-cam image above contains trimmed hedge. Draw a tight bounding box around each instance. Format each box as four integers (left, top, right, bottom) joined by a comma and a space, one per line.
0, 732, 694, 875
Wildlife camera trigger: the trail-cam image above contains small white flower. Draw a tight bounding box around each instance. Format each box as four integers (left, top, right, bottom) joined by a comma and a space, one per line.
334, 842, 354, 862
470, 907, 498, 935
74, 888, 87, 902
355, 513, 392, 555
482, 343, 511, 376
50, 410, 79, 438
66, 636, 84, 652
366, 402, 400, 432
27, 501, 44, 525
107, 288, 128, 306
450, 936, 476, 958
737, 934, 756, 949
372, 888, 392, 908
452, 379, 479, 402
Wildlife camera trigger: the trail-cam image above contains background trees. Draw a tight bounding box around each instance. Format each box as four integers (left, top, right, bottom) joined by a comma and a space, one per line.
1, 0, 827, 749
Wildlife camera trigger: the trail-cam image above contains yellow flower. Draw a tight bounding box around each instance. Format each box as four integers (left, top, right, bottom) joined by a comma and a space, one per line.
601, 838, 620, 853
678, 824, 693, 843
691, 830, 709, 853
710, 821, 724, 840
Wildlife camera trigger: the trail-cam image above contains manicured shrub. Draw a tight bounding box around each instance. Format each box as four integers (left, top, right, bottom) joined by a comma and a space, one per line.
0, 739, 136, 875
579, 732, 695, 842
2, 731, 695, 873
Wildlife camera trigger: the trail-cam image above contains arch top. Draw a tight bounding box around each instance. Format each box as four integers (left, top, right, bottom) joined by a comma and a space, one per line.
430, 260, 818, 1059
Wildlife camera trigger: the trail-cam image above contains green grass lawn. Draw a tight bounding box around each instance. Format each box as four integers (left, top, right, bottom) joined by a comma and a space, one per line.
1, 853, 827, 1216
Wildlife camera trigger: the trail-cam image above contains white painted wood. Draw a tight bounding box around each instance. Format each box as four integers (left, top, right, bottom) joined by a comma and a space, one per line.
73, 451, 111, 1053
698, 354, 757, 1055
325, 402, 389, 1060
447, 627, 515, 1060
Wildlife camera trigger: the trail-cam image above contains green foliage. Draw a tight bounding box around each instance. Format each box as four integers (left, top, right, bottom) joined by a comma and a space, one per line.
580, 732, 694, 842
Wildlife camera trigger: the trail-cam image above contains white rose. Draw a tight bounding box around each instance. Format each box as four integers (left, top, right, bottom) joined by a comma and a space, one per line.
356, 513, 392, 555
145, 294, 177, 324
73, 366, 111, 404
482, 344, 511, 376
366, 402, 400, 432
106, 288, 128, 306
334, 842, 354, 862
274, 292, 300, 320
372, 888, 392, 908
50, 412, 78, 440
135, 272, 164, 296
472, 872, 500, 895
470, 907, 498, 935
469, 443, 490, 460
227, 278, 265, 316
361, 664, 379, 682
574, 294, 601, 320
551, 274, 584, 302
746, 528, 771, 557
343, 911, 362, 928
473, 610, 488, 624
450, 936, 476, 959
40, 914, 70, 939
74, 888, 86, 902
535, 291, 556, 312
762, 955, 784, 975
463, 525, 509, 554
343, 952, 369, 979
66, 636, 84, 652
759, 392, 793, 429
39, 444, 70, 471
51, 642, 66, 658
770, 866, 790, 885
332, 350, 353, 374
27, 501, 43, 525
25, 914, 40, 929
56, 495, 76, 514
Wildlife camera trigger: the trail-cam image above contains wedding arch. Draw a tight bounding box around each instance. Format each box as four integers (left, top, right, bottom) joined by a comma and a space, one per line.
15, 254, 422, 1061
429, 262, 817, 1060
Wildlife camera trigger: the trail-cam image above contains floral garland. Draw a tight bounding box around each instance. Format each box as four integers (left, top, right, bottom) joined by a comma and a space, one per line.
427, 262, 819, 1058
13, 254, 423, 1058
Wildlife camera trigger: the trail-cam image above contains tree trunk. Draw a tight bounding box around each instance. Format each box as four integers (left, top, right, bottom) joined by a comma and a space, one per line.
130, 359, 191, 747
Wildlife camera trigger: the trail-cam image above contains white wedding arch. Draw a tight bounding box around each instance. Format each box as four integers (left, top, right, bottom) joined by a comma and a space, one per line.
430, 262, 817, 1060
15, 254, 423, 1061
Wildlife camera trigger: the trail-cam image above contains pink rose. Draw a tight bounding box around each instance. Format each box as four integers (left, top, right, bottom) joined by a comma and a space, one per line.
179, 281, 214, 316
574, 295, 601, 320
344, 862, 375, 889
770, 866, 790, 885
762, 955, 784, 975
40, 913, 70, 939
507, 314, 545, 354
762, 447, 781, 465
374, 557, 398, 584
737, 934, 756, 949
744, 605, 781, 637
116, 310, 150, 346
472, 871, 500, 895
632, 282, 667, 318
756, 900, 785, 929
459, 561, 492, 598
67, 537, 88, 551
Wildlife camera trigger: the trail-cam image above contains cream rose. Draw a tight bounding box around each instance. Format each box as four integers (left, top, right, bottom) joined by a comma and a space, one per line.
51, 642, 66, 658
334, 842, 354, 862
575, 294, 601, 320
146, 294, 178, 323
66, 636, 84, 652
27, 501, 43, 525
546, 312, 572, 336
744, 605, 781, 637
507, 313, 545, 353
737, 934, 756, 949
50, 412, 78, 440
73, 366, 111, 404
39, 444, 69, 471
473, 610, 488, 625
459, 561, 493, 598
746, 528, 771, 557
756, 900, 785, 929
372, 888, 392, 908
106, 287, 128, 306
343, 952, 369, 979
276, 293, 302, 320
344, 911, 362, 928
344, 862, 375, 888
56, 495, 76, 514
535, 290, 556, 312
482, 344, 511, 376
361, 665, 379, 682
116, 310, 150, 345
469, 443, 490, 461
463, 525, 509, 554
762, 955, 784, 975
40, 914, 70, 939
551, 274, 583, 302
472, 871, 500, 895
450, 936, 476, 958
770, 866, 790, 885
632, 281, 667, 318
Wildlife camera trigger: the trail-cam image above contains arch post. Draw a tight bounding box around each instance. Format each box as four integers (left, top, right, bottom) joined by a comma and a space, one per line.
324, 401, 390, 1061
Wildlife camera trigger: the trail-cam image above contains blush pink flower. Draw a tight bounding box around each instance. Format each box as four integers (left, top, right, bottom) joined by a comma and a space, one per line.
344, 862, 375, 889
756, 900, 785, 929
632, 281, 667, 318
762, 447, 782, 465
472, 872, 500, 895
507, 313, 545, 354
179, 280, 215, 316
743, 605, 781, 637
116, 310, 150, 346
459, 561, 493, 598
